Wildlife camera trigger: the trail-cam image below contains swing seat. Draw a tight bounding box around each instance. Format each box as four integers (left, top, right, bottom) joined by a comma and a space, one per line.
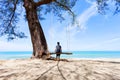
50, 52, 72, 55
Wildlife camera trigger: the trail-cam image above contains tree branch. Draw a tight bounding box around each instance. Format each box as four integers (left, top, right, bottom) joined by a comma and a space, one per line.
7, 0, 18, 28
35, 0, 56, 6
55, 1, 74, 17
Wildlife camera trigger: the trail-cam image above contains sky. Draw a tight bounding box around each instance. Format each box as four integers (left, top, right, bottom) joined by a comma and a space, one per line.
0, 0, 120, 51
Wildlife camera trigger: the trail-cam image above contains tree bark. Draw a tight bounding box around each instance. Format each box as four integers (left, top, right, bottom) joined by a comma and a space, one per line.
23, 0, 49, 59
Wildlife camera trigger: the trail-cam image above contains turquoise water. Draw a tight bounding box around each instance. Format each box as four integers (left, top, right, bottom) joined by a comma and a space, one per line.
0, 51, 32, 60
0, 51, 120, 60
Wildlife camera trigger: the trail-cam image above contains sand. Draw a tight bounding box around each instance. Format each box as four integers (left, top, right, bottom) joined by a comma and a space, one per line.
0, 58, 120, 80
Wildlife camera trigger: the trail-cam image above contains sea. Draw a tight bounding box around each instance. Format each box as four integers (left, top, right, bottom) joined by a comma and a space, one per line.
0, 51, 120, 60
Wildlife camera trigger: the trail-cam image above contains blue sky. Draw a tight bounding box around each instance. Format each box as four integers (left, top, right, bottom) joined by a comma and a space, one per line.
0, 0, 120, 51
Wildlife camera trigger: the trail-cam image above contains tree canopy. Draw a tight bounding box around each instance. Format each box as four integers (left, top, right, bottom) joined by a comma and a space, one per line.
0, 0, 120, 40
0, 0, 76, 40
97, 0, 120, 15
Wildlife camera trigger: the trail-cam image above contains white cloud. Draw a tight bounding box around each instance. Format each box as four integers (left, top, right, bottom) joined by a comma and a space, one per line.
74, 2, 97, 29
63, 1, 98, 38
69, 1, 97, 32
47, 2, 98, 51
104, 37, 120, 44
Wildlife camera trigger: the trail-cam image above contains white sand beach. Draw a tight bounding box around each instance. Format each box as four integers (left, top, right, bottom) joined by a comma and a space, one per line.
0, 58, 120, 80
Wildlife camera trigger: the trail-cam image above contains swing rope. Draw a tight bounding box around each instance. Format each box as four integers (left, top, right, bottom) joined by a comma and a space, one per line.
50, 0, 71, 52
66, 24, 70, 51
65, 0, 71, 52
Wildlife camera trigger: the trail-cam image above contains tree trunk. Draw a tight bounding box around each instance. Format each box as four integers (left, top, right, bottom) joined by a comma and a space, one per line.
23, 0, 49, 59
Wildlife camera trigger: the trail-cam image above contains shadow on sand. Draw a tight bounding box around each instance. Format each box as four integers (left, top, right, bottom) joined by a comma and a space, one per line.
35, 59, 68, 80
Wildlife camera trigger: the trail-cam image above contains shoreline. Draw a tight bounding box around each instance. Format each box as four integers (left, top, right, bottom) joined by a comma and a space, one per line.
1, 58, 120, 61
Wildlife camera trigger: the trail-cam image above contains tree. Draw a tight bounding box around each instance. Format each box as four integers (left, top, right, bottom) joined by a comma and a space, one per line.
0, 0, 76, 59
0, 0, 120, 59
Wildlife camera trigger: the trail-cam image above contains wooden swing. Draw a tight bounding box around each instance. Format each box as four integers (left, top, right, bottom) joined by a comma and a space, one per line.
50, 52, 72, 55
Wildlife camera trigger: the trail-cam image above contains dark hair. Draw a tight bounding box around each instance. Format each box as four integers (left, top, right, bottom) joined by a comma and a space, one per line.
57, 42, 60, 45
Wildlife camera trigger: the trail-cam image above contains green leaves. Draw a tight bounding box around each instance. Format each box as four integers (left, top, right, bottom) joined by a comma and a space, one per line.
0, 0, 26, 40
97, 0, 120, 15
